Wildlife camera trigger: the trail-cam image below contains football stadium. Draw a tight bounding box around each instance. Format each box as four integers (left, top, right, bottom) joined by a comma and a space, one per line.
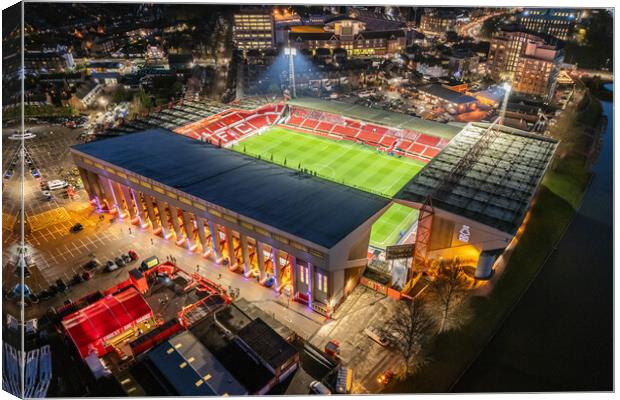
71, 96, 557, 315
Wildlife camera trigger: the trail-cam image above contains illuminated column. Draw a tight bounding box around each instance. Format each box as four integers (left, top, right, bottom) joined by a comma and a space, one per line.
240, 233, 250, 276
119, 184, 137, 221
196, 218, 209, 256
155, 198, 173, 239
111, 181, 128, 218
291, 256, 298, 294
307, 262, 314, 308
130, 189, 149, 228
85, 170, 105, 209
168, 205, 184, 244
77, 168, 95, 201
225, 226, 236, 268
99, 176, 118, 214
144, 195, 161, 233
256, 240, 266, 280
181, 210, 198, 251
271, 247, 280, 292
208, 221, 222, 262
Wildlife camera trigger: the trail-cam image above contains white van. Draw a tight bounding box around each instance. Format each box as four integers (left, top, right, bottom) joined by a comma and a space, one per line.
47, 180, 68, 191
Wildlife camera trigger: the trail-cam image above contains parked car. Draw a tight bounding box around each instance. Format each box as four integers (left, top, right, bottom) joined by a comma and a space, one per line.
121, 254, 132, 264
115, 256, 126, 267
55, 279, 68, 293
83, 259, 101, 271
70, 223, 83, 233
81, 271, 94, 281
4, 170, 12, 179
377, 370, 394, 385
309, 381, 331, 395
105, 260, 118, 272
128, 249, 139, 261
31, 169, 41, 179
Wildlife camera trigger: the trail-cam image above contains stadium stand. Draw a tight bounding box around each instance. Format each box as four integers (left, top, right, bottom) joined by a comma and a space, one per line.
281, 106, 448, 162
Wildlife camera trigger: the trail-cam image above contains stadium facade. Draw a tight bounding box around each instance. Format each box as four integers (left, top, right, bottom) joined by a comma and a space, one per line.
71, 97, 557, 315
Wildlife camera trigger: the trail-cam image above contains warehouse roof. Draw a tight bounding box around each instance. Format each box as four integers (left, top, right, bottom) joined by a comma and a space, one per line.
237, 318, 298, 372
289, 97, 462, 139
72, 129, 390, 248
395, 123, 557, 234
144, 331, 247, 396
419, 84, 478, 105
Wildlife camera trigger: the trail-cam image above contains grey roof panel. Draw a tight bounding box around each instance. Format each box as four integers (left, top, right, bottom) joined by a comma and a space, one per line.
73, 129, 390, 248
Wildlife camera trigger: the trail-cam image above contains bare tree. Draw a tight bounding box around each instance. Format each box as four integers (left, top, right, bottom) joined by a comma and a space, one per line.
425, 258, 471, 332
384, 298, 434, 377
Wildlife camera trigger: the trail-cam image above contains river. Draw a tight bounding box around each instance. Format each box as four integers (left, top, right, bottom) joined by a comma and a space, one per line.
452, 86, 614, 392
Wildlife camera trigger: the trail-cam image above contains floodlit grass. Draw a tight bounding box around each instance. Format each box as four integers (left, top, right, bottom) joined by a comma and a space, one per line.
233, 126, 425, 197
370, 204, 419, 249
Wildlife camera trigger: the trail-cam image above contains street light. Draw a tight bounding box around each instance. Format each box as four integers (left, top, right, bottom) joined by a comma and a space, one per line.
284, 45, 297, 98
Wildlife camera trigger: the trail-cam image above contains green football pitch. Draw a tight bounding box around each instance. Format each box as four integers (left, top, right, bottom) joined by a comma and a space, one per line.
370, 203, 419, 249
232, 126, 425, 197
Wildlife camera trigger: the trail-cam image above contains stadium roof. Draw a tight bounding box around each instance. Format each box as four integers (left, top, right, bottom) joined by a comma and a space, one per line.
73, 129, 390, 248
395, 123, 557, 234
144, 331, 247, 396
289, 97, 462, 139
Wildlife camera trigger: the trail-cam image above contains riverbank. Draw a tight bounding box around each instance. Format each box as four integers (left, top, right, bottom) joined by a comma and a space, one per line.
386, 87, 605, 393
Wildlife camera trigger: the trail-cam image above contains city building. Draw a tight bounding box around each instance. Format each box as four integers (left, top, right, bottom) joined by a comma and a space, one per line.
448, 48, 480, 81
516, 8, 580, 41
418, 83, 479, 114
487, 28, 564, 99
287, 16, 406, 58
233, 8, 275, 51
419, 11, 456, 35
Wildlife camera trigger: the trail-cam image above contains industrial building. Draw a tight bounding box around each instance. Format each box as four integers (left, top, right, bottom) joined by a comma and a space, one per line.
233, 8, 275, 51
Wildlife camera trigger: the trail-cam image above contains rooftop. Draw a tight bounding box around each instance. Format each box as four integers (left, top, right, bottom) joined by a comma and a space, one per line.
419, 84, 478, 105
237, 318, 298, 371
72, 129, 390, 248
395, 123, 557, 234
289, 97, 462, 139
142, 331, 247, 396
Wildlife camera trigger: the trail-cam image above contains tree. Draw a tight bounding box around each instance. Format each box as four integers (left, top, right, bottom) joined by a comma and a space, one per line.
425, 259, 471, 332
383, 299, 434, 377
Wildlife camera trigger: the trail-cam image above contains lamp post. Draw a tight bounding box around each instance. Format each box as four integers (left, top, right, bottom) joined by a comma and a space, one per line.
500, 82, 511, 125
284, 42, 297, 98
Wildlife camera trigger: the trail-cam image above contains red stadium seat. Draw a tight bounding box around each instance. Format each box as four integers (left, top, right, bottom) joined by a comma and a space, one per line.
397, 140, 413, 152
409, 143, 426, 155
423, 147, 440, 158
415, 133, 441, 147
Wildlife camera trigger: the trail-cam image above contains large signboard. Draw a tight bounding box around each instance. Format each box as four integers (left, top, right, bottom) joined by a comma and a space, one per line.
385, 243, 415, 260
360, 276, 388, 295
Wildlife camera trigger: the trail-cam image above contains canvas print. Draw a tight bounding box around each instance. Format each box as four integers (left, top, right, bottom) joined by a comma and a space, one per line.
1, 2, 614, 397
